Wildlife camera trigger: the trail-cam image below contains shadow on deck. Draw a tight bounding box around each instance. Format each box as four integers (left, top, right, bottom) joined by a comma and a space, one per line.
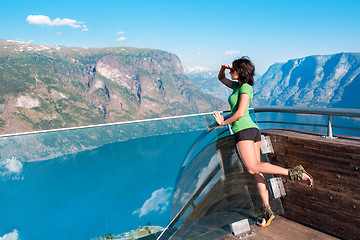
216, 216, 339, 240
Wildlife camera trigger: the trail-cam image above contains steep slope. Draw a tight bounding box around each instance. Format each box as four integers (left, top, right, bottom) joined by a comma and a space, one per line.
0, 40, 226, 134
253, 52, 360, 108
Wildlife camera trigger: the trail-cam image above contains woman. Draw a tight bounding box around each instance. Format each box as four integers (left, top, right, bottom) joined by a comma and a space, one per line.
213, 56, 313, 227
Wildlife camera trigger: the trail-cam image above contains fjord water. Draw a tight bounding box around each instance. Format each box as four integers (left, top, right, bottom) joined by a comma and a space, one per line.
1, 111, 358, 239
0, 130, 203, 239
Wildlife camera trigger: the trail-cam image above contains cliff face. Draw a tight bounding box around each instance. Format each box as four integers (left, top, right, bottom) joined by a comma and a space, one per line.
0, 40, 226, 134
253, 52, 360, 108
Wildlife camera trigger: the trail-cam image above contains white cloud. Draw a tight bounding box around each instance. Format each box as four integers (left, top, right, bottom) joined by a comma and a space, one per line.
117, 31, 125, 35
133, 187, 173, 218
82, 28, 89, 32
117, 36, 127, 41
0, 157, 23, 180
56, 32, 62, 35
0, 229, 19, 240
223, 50, 241, 55
196, 154, 219, 190
26, 15, 88, 31
0, 157, 23, 175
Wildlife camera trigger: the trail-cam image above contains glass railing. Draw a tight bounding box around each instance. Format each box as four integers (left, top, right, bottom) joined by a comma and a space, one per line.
158, 107, 360, 240
0, 113, 214, 240
2, 107, 358, 240
157, 109, 284, 240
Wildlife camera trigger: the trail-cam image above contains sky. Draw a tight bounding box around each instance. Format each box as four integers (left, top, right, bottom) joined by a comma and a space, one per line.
1, 0, 360, 74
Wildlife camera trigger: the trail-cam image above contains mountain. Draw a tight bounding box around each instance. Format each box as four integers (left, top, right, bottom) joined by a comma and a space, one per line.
253, 52, 360, 108
184, 66, 231, 103
0, 40, 227, 134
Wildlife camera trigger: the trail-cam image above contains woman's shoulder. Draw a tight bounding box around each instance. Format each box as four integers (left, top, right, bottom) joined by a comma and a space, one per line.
240, 83, 253, 90
233, 82, 253, 92
239, 83, 253, 95
241, 83, 252, 88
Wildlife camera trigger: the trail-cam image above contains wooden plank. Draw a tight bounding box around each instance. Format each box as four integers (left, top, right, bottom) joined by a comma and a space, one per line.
261, 129, 360, 240
215, 217, 339, 240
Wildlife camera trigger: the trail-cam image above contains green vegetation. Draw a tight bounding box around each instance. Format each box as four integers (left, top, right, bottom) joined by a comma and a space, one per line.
40, 76, 58, 85
33, 119, 64, 130
71, 79, 86, 91
14, 110, 35, 126
0, 118, 5, 129
92, 225, 164, 240
0, 40, 225, 134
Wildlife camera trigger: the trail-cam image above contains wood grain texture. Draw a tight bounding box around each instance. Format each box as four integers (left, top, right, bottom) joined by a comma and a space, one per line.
216, 217, 339, 240
262, 128, 360, 240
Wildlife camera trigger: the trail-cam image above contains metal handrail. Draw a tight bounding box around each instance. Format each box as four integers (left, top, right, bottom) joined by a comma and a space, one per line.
0, 111, 217, 139
253, 106, 360, 117
256, 120, 360, 131
253, 106, 360, 138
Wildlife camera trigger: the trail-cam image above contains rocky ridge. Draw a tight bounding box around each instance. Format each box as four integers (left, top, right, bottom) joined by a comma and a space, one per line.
0, 39, 226, 134
253, 52, 360, 108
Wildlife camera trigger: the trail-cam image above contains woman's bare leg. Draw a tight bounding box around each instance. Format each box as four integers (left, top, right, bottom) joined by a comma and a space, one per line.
237, 140, 312, 185
237, 141, 271, 226
237, 140, 288, 175
253, 141, 269, 206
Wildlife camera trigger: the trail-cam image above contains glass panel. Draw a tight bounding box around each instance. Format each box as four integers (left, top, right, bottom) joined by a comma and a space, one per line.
255, 111, 360, 137
0, 115, 208, 162
332, 115, 360, 137
1, 111, 286, 240
0, 114, 210, 240
161, 111, 283, 240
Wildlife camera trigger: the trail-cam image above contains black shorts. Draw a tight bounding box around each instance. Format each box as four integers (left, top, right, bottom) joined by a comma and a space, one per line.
234, 128, 261, 143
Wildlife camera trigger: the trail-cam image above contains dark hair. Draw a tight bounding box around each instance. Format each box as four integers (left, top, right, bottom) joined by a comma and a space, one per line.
232, 56, 255, 86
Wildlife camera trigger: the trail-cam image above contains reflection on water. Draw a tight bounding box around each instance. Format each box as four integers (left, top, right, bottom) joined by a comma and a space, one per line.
1, 110, 358, 239
0, 114, 210, 240
163, 133, 283, 240
0, 131, 202, 239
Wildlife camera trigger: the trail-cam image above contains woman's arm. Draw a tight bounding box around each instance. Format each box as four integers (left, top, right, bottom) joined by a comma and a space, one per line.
213, 93, 250, 125
218, 64, 233, 89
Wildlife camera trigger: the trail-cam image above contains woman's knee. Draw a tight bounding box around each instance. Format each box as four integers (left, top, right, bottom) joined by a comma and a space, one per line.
247, 165, 259, 175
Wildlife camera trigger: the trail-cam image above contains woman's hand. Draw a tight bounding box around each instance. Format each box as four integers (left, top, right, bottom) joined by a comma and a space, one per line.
218, 64, 233, 89
221, 64, 230, 70
213, 111, 225, 125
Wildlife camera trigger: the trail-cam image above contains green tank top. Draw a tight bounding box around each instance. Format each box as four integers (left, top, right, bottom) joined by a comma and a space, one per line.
228, 82, 258, 133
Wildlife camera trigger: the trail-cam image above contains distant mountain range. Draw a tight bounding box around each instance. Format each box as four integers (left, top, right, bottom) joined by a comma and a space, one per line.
1, 38, 358, 135
186, 53, 360, 109
184, 66, 231, 103
253, 52, 360, 108
0, 39, 226, 134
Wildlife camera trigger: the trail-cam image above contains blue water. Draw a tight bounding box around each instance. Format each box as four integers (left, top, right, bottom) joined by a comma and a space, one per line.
1, 111, 359, 240
0, 131, 202, 239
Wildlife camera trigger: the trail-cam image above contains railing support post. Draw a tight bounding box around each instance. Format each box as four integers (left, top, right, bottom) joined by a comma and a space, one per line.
228, 124, 234, 135
322, 115, 338, 139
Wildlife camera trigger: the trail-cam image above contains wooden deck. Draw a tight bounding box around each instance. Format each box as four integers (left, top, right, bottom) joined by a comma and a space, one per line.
169, 128, 359, 240
262, 129, 360, 240
216, 216, 339, 240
